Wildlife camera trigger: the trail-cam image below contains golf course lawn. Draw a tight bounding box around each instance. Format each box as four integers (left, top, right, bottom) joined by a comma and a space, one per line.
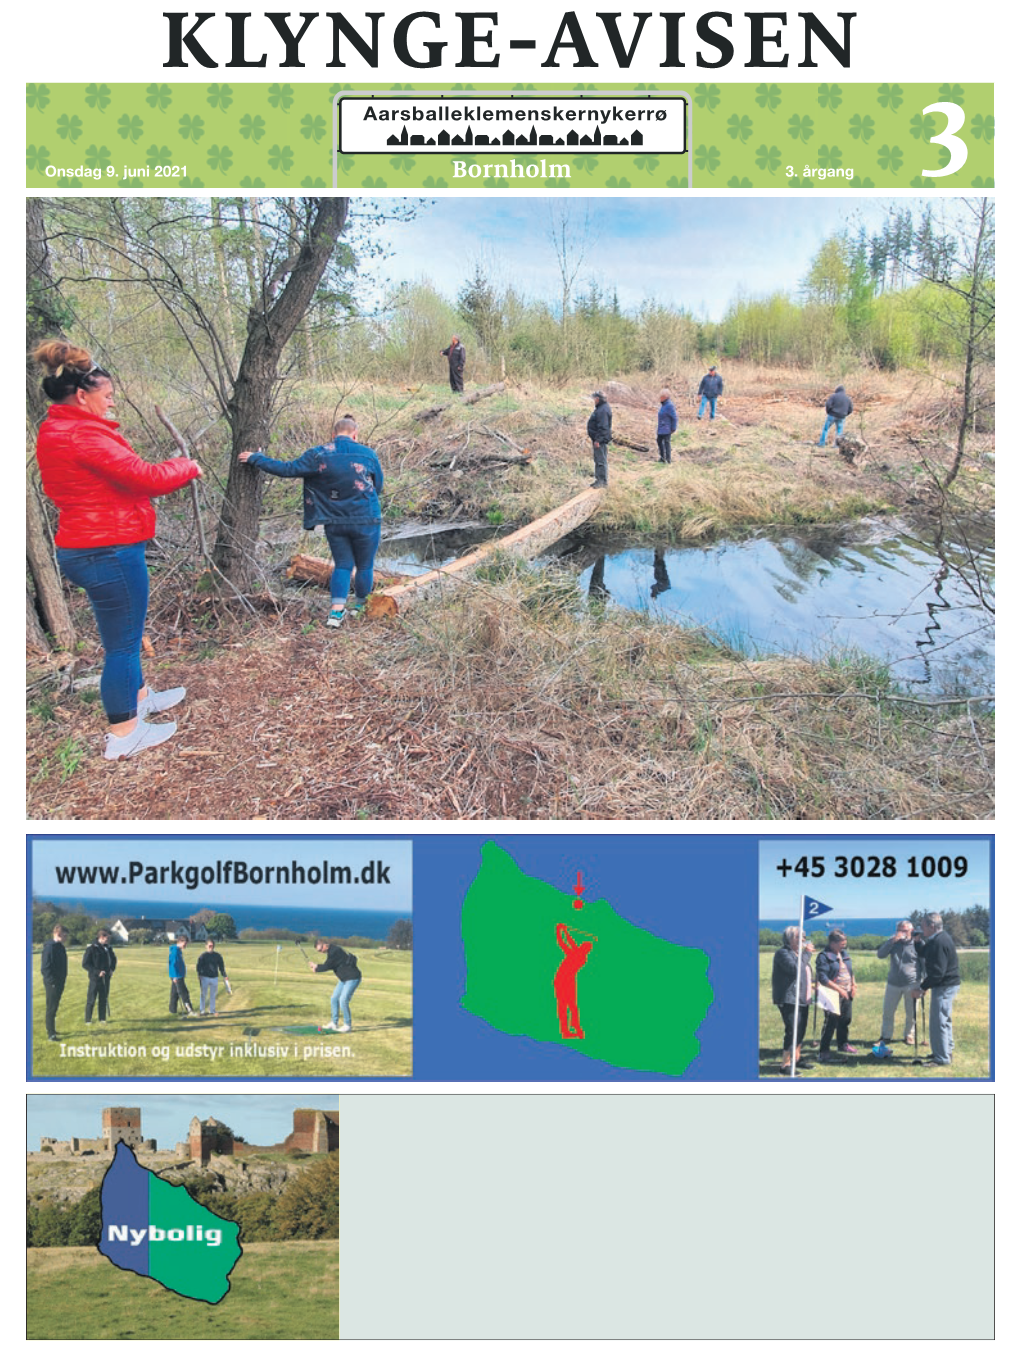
31, 942, 411, 1077
758, 951, 990, 1078
28, 1240, 338, 1338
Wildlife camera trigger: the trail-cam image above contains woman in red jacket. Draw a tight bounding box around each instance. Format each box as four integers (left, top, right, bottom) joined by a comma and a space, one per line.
33, 341, 202, 760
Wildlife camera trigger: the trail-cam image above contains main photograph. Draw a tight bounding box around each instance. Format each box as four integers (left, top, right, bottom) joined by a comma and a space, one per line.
26, 195, 994, 821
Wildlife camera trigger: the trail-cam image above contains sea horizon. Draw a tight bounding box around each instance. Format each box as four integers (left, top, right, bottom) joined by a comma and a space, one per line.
759, 916, 917, 937
33, 895, 410, 942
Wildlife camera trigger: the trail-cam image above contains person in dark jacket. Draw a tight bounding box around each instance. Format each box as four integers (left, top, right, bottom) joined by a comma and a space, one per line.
656, 388, 678, 463
697, 366, 723, 420
818, 385, 853, 445
913, 913, 961, 1066
441, 336, 466, 393
33, 341, 201, 760
82, 929, 117, 1026
168, 935, 197, 1017
815, 929, 858, 1062
771, 927, 814, 1073
310, 939, 362, 1032
196, 938, 228, 1016
241, 415, 383, 628
41, 924, 68, 1041
587, 391, 613, 488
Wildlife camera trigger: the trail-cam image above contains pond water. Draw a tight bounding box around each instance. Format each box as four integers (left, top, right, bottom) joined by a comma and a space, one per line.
376, 518, 994, 699
544, 522, 995, 698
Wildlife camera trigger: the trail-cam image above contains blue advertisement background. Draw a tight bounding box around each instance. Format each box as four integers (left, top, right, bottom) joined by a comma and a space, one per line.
413, 834, 759, 1082
28, 832, 992, 1082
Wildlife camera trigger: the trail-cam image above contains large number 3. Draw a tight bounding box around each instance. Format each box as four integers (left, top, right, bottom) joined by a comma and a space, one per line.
922, 101, 968, 178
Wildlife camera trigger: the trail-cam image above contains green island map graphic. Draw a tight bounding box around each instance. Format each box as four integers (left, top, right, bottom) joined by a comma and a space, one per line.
461, 843, 713, 1075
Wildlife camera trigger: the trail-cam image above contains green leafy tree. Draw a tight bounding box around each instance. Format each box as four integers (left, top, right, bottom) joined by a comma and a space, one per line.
65, 1186, 103, 1245
28, 1201, 69, 1247
206, 912, 239, 941
272, 1152, 339, 1240
387, 918, 413, 950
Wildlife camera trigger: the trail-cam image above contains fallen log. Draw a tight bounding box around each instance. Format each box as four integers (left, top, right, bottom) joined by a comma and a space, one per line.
430, 451, 532, 470
611, 435, 652, 453
285, 555, 404, 590
374, 487, 604, 614
416, 382, 506, 421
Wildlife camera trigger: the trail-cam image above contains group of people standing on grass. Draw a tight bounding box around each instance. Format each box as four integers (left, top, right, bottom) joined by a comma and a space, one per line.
39, 926, 362, 1039
587, 367, 853, 488
771, 914, 962, 1073
32, 342, 385, 761
584, 369, 725, 488
39, 925, 228, 1038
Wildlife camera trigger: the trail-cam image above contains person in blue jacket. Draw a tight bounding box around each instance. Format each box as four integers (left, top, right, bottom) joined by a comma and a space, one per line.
697, 366, 723, 420
656, 388, 677, 463
168, 935, 197, 1017
240, 415, 384, 628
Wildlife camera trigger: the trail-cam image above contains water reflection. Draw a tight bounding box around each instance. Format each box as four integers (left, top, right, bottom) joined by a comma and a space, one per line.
545, 525, 994, 698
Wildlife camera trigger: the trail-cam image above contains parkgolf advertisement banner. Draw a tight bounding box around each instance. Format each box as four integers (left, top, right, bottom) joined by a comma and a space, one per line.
27, 833, 993, 1083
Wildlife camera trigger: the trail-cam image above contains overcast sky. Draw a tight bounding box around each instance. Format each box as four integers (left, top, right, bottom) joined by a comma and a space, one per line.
357, 195, 939, 320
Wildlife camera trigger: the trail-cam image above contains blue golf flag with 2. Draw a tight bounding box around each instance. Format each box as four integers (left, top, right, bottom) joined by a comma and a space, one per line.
803, 896, 833, 920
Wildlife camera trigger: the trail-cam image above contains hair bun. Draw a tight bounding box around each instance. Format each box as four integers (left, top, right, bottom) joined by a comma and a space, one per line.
32, 339, 94, 375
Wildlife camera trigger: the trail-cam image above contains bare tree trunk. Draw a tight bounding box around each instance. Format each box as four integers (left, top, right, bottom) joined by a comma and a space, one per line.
211, 198, 239, 373
945, 199, 991, 489
26, 197, 76, 649
27, 474, 76, 651
212, 199, 350, 586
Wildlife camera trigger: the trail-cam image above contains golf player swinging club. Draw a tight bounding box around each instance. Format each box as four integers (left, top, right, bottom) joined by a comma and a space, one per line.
308, 938, 362, 1033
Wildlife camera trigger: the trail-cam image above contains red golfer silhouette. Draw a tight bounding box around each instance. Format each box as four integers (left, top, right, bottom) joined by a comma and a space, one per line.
554, 922, 593, 1039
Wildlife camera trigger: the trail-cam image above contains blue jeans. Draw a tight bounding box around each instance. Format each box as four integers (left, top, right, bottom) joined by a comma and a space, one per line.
698, 396, 717, 419
323, 522, 382, 605
819, 416, 845, 446
199, 976, 218, 1013
56, 540, 149, 723
330, 976, 361, 1028
930, 983, 960, 1064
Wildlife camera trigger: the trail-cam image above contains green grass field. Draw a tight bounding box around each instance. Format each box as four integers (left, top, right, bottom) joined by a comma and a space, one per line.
32, 943, 411, 1077
28, 1240, 338, 1338
759, 951, 990, 1078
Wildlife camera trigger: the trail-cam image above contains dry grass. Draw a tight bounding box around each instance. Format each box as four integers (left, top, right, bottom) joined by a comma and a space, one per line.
27, 572, 993, 821
332, 364, 994, 539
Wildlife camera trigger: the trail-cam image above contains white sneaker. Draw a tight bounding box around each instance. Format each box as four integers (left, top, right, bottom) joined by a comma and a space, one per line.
139, 686, 186, 718
320, 1022, 341, 1032
104, 719, 177, 760
338, 1024, 352, 1033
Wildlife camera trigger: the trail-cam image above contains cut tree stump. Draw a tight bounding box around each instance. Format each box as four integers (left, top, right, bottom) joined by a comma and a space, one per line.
836, 433, 869, 468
